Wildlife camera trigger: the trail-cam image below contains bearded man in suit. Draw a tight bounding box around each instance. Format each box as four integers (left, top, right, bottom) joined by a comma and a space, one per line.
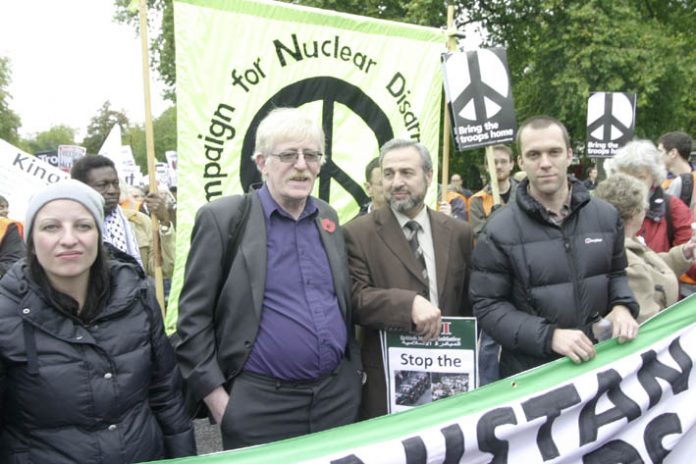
343, 138, 473, 419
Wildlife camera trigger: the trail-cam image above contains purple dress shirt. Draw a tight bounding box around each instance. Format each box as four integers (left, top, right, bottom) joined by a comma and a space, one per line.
243, 185, 347, 381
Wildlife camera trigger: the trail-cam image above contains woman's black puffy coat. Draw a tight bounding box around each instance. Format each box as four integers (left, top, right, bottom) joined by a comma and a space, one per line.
470, 179, 639, 377
0, 261, 195, 463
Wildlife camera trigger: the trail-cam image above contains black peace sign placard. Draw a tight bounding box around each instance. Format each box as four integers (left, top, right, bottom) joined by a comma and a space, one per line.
586, 92, 637, 158
442, 48, 517, 151
240, 76, 394, 207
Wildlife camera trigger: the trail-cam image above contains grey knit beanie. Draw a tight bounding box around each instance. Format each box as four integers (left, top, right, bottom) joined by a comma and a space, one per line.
25, 179, 105, 242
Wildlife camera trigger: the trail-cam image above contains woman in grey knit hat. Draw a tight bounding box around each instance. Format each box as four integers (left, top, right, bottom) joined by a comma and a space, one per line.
0, 179, 195, 463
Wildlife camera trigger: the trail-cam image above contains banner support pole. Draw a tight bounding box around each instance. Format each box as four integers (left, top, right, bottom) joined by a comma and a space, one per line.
440, 5, 456, 203
485, 145, 502, 205
137, 0, 166, 312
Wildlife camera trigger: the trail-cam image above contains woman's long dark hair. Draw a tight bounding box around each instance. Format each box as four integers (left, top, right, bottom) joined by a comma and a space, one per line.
27, 231, 111, 324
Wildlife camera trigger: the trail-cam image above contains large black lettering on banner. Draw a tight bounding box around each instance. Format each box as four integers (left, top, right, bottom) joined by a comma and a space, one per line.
240, 77, 394, 207
579, 369, 641, 446
331, 456, 365, 464
476, 407, 517, 463
402, 436, 427, 464
582, 412, 683, 464
440, 423, 465, 463
521, 384, 582, 461
638, 337, 692, 409
644, 413, 681, 463
582, 440, 644, 464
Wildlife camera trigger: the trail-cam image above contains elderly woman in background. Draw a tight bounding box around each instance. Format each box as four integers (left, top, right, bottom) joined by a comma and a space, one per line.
595, 173, 696, 322
605, 140, 693, 253
0, 180, 195, 463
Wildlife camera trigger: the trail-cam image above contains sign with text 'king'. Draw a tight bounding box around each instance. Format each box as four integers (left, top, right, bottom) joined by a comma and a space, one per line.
442, 48, 516, 151
586, 92, 637, 158
0, 139, 69, 221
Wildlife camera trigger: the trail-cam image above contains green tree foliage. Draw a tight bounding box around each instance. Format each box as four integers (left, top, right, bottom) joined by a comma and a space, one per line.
460, 0, 695, 152
114, 0, 176, 101
0, 56, 22, 145
82, 101, 130, 154
25, 125, 77, 153
153, 105, 177, 154
287, 0, 466, 27
125, 106, 177, 170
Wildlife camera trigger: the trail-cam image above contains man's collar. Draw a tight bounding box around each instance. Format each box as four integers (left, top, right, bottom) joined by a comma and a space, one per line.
105, 206, 121, 220
392, 204, 428, 229
258, 183, 317, 221
526, 180, 572, 214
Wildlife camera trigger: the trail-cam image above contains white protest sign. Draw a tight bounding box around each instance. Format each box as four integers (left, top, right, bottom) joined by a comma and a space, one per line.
586, 92, 637, 158
98, 124, 141, 183
0, 139, 69, 220
57, 144, 86, 172
155, 161, 171, 187
165, 150, 177, 187
442, 48, 516, 150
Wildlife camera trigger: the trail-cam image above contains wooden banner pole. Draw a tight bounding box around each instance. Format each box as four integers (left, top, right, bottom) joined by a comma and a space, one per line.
440, 5, 457, 203
137, 0, 165, 312
485, 145, 502, 205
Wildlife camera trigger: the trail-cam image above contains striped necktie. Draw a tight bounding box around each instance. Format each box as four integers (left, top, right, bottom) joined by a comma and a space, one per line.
404, 220, 429, 288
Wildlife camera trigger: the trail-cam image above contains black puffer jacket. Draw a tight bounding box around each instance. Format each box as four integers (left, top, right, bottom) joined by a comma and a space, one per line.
0, 261, 195, 463
470, 178, 638, 377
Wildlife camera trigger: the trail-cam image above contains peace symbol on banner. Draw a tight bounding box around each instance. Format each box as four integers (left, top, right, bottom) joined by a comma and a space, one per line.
587, 92, 635, 142
448, 49, 511, 123
240, 77, 394, 208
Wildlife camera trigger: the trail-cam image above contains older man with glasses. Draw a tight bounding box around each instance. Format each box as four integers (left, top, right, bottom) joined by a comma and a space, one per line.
176, 107, 362, 449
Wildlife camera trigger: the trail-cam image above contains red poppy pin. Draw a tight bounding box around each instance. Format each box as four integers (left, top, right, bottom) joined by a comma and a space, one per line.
321, 218, 336, 233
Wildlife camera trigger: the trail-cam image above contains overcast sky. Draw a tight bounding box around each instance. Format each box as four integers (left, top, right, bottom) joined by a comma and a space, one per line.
0, 0, 168, 140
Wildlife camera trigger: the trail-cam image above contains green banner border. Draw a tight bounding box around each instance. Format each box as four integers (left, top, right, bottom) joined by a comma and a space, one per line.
175, 0, 444, 43
156, 296, 696, 463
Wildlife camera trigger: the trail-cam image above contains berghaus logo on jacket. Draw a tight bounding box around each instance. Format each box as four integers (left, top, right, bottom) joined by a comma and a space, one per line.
585, 237, 603, 244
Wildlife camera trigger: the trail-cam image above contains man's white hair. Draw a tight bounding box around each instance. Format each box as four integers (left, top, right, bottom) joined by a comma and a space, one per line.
251, 107, 325, 165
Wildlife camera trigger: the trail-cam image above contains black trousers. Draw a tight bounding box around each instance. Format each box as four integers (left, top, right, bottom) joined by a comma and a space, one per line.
220, 355, 362, 449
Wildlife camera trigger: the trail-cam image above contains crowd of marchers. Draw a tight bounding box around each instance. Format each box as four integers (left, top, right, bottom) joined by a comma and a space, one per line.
0, 106, 693, 462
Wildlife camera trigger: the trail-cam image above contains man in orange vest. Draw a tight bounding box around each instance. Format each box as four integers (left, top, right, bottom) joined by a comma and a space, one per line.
469, 144, 519, 236
0, 195, 22, 235
0, 195, 8, 220
0, 194, 25, 276
0, 216, 24, 278
446, 174, 470, 221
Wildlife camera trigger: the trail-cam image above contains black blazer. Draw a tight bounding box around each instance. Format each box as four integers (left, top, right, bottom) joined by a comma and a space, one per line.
175, 191, 353, 402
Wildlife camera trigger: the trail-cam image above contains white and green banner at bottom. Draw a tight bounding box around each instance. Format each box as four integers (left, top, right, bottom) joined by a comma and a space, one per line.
157, 297, 696, 463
